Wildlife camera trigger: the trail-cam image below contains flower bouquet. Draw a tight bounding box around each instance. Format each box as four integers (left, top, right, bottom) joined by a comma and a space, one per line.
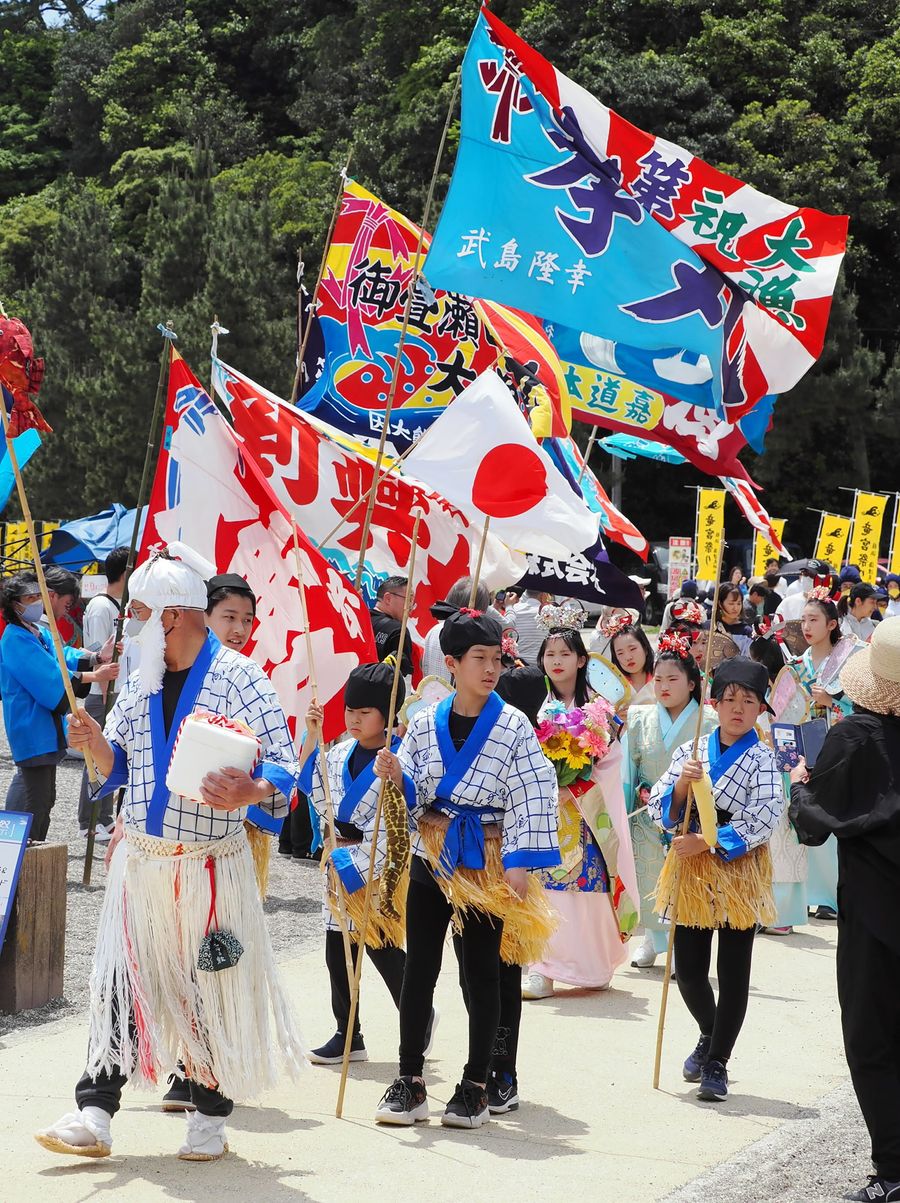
535, 697, 616, 787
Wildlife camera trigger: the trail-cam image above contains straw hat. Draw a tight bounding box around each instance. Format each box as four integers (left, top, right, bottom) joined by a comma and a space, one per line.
840, 618, 900, 716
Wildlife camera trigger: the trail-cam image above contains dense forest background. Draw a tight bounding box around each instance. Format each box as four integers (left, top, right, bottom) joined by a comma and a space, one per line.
0, 0, 898, 552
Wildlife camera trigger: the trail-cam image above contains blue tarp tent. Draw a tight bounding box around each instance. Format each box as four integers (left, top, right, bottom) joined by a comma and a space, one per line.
40, 504, 146, 572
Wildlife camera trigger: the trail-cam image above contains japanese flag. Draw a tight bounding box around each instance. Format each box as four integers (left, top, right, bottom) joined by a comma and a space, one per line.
402, 370, 599, 558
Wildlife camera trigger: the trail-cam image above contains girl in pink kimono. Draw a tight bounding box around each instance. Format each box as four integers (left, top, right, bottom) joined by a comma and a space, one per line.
521, 608, 640, 1000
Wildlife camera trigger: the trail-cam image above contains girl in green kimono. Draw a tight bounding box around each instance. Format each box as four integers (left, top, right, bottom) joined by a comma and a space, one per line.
624, 633, 718, 968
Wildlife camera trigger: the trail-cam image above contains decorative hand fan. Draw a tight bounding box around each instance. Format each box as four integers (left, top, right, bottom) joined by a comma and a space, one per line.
587, 653, 631, 708
770, 666, 811, 724
399, 675, 454, 726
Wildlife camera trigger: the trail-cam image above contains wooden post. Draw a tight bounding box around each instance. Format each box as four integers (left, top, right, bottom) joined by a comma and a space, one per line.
354, 69, 462, 591
652, 534, 725, 1090
290, 522, 356, 988
577, 427, 598, 485
82, 323, 176, 883
0, 843, 67, 1012
469, 518, 491, 607
336, 510, 423, 1119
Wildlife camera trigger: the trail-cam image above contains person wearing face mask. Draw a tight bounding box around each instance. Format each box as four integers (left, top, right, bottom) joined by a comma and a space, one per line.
0, 571, 119, 841
34, 543, 305, 1165
885, 576, 900, 619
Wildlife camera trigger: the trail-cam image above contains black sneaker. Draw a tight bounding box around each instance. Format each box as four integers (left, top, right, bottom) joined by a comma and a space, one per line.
487, 1070, 519, 1114
162, 1073, 195, 1112
697, 1058, 728, 1102
852, 1176, 900, 1201
682, 1034, 711, 1082
815, 905, 838, 920
441, 1079, 491, 1129
374, 1076, 429, 1125
308, 1031, 368, 1065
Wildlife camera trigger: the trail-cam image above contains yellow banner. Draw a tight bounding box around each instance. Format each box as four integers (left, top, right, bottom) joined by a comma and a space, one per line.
695, 488, 725, 580
890, 498, 900, 576
753, 520, 786, 577
4, 520, 30, 570
848, 492, 888, 584
814, 513, 852, 570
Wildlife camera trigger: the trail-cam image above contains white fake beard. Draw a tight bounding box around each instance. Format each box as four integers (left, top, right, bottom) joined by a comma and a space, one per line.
136, 611, 167, 696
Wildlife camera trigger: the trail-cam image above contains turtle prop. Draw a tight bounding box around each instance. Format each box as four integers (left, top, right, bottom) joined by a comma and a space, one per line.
0, 314, 51, 437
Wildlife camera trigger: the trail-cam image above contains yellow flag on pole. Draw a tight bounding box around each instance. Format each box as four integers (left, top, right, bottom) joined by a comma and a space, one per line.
814, 513, 852, 570
890, 497, 900, 576
848, 492, 888, 584
695, 488, 725, 580
753, 520, 786, 577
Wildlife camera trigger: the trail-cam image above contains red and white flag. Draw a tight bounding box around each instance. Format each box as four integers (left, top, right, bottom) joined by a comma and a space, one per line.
402, 370, 599, 558
142, 352, 376, 741
212, 357, 526, 646
719, 475, 786, 554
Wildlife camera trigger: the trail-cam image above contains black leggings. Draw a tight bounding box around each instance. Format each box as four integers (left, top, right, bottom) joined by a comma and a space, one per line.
399, 856, 502, 1082
19, 763, 58, 842
324, 928, 405, 1037
454, 935, 522, 1076
674, 924, 756, 1064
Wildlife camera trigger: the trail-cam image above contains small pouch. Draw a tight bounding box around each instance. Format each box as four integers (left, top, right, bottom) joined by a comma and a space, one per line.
197, 855, 244, 973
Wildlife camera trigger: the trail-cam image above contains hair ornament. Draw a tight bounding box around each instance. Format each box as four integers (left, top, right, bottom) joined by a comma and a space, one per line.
657, 631, 692, 660
538, 602, 586, 632
807, 585, 833, 603
600, 612, 636, 639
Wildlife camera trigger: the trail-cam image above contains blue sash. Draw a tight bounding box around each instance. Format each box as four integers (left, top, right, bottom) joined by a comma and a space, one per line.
146, 631, 219, 836
431, 691, 505, 874
708, 727, 758, 787
337, 735, 402, 824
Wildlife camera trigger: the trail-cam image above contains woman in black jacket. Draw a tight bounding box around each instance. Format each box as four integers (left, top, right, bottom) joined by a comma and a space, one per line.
790, 618, 900, 1203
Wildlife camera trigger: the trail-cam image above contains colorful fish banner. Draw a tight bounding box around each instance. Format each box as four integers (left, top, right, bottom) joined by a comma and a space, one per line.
424, 7, 848, 421
545, 435, 649, 559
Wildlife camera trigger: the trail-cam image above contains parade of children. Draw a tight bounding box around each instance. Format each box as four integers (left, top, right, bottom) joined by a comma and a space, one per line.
0, 7, 891, 1194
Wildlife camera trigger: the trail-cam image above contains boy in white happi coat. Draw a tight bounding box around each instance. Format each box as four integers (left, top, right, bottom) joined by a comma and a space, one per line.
35, 543, 305, 1163
373, 608, 559, 1131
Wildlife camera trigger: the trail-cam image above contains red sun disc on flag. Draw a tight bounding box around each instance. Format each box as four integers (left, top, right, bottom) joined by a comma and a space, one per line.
471, 444, 548, 518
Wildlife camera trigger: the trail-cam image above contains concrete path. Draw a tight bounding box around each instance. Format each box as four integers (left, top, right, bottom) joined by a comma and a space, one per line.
2, 920, 862, 1202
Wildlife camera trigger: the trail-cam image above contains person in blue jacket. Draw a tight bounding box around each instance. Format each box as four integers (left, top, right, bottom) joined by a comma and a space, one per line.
0, 571, 118, 841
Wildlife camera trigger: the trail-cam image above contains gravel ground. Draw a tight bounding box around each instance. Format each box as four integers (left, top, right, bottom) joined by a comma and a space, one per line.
0, 731, 324, 1039
663, 1079, 870, 1203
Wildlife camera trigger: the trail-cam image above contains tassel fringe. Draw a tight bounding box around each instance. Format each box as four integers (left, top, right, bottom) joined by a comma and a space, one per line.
417, 824, 558, 965
653, 844, 776, 930
325, 862, 409, 950
244, 820, 271, 900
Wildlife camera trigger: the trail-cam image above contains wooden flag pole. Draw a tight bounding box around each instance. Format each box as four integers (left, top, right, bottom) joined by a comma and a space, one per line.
336, 510, 423, 1119
315, 439, 418, 551
577, 427, 599, 485
0, 388, 102, 796
291, 522, 356, 988
82, 322, 176, 883
468, 518, 491, 607
653, 533, 726, 1089
288, 246, 306, 405
354, 68, 462, 591
292, 153, 352, 405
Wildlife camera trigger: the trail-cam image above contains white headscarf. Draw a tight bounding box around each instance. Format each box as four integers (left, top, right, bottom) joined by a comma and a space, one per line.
128, 542, 216, 695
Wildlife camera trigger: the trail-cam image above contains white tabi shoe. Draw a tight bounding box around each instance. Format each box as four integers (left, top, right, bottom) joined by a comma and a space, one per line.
34, 1106, 112, 1158
177, 1111, 228, 1161
631, 931, 659, 968
521, 971, 554, 1000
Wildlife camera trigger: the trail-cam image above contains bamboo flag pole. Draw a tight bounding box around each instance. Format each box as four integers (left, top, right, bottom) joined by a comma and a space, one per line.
291, 521, 356, 987
652, 533, 726, 1090
577, 427, 599, 485
82, 322, 176, 883
288, 247, 306, 405
468, 518, 491, 607
292, 154, 352, 405
336, 510, 423, 1119
0, 383, 103, 799
315, 440, 418, 551
354, 68, 462, 592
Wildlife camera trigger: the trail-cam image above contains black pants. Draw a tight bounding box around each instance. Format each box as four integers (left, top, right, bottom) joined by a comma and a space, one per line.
674, 924, 756, 1064
399, 856, 502, 1082
17, 764, 58, 842
78, 693, 115, 830
278, 793, 315, 857
324, 928, 405, 1036
838, 911, 900, 1179
454, 935, 522, 1076
75, 1064, 232, 1118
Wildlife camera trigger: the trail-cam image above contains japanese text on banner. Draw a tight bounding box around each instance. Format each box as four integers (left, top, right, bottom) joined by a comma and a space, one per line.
695, 488, 725, 581
848, 492, 888, 584
753, 520, 786, 577
814, 513, 852, 570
